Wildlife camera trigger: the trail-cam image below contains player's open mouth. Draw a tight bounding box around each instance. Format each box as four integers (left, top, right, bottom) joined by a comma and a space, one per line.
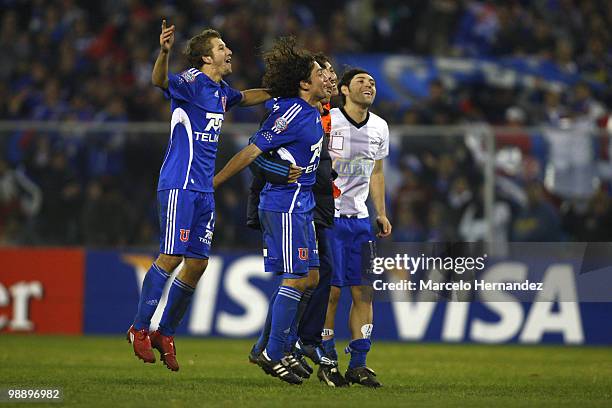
363, 91, 373, 96
225, 57, 232, 63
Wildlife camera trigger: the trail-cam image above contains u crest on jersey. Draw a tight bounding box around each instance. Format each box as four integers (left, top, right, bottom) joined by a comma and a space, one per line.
298, 247, 309, 260
180, 229, 190, 242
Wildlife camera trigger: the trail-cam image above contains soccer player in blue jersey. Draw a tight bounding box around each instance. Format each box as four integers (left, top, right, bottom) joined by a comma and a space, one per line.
245, 54, 349, 387
126, 20, 272, 372
213, 37, 329, 384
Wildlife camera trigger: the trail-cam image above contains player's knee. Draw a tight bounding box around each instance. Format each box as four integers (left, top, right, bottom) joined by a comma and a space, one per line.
328, 286, 341, 305
283, 276, 308, 292
155, 254, 182, 272
306, 268, 319, 290
351, 285, 373, 305
183, 258, 208, 279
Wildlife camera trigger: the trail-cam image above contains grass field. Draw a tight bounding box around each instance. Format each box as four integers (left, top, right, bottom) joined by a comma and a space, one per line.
0, 336, 611, 407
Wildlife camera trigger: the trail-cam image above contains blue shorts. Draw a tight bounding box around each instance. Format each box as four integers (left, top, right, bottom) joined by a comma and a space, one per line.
259, 209, 319, 278
157, 189, 215, 259
329, 217, 376, 287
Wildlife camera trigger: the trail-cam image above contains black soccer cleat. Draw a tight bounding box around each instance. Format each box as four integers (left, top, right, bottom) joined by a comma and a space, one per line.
251, 348, 276, 377
295, 353, 313, 376
256, 352, 303, 385
345, 366, 382, 388
296, 340, 328, 365
248, 344, 260, 365
283, 353, 311, 379
318, 364, 350, 387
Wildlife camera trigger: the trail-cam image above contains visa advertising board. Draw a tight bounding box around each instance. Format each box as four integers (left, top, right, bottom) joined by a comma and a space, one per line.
1, 248, 611, 344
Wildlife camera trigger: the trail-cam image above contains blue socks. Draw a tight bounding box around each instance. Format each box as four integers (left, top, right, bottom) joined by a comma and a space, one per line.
284, 289, 313, 353
265, 286, 302, 361
253, 275, 284, 354
133, 264, 170, 330
253, 287, 278, 355
322, 337, 338, 361
158, 277, 195, 336
346, 338, 371, 369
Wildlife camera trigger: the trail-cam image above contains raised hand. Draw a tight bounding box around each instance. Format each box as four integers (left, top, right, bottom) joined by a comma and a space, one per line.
160, 19, 175, 53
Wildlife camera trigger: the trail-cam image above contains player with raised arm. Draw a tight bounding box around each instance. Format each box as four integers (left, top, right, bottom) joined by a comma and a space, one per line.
322, 69, 392, 387
213, 37, 329, 385
126, 20, 271, 372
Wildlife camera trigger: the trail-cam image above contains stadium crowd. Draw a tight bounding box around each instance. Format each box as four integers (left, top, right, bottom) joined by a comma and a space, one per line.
1, 0, 611, 247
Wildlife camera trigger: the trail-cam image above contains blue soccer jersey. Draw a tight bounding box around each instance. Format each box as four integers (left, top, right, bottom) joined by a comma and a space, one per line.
158, 68, 243, 192
252, 97, 324, 213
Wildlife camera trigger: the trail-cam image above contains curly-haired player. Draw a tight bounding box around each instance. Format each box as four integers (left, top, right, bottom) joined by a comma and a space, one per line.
213, 37, 329, 384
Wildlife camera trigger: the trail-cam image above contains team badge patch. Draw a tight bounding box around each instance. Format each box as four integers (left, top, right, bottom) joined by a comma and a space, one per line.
180, 71, 196, 83
180, 229, 190, 242
298, 248, 309, 260
221, 96, 227, 112
273, 117, 288, 133
330, 130, 344, 150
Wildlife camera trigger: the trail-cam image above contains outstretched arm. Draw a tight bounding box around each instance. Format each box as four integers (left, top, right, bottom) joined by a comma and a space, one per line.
369, 159, 392, 238
239, 89, 272, 106
214, 144, 263, 189
151, 19, 175, 89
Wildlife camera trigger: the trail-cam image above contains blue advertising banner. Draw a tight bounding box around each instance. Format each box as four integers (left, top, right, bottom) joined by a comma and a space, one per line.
333, 54, 598, 107
83, 250, 612, 344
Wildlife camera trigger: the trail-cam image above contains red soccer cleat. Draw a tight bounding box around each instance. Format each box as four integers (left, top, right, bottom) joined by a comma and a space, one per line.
150, 330, 179, 372
126, 325, 156, 363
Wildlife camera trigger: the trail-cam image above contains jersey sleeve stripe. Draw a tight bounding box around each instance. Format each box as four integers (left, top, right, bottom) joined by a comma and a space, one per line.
279, 103, 300, 120
255, 160, 288, 176
255, 156, 290, 172
284, 105, 303, 124
188, 68, 202, 77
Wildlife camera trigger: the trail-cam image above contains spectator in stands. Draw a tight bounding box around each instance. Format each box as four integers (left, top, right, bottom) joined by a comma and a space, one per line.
577, 188, 612, 241
447, 175, 473, 223
0, 158, 42, 244
1, 0, 611, 247
458, 185, 512, 243
453, 1, 499, 56
392, 202, 426, 242
36, 148, 82, 244
544, 96, 599, 201
416, 79, 457, 125
80, 179, 132, 246
511, 181, 563, 241
426, 201, 455, 242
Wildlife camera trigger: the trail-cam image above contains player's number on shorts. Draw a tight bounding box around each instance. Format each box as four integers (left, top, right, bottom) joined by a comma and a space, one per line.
310, 138, 323, 163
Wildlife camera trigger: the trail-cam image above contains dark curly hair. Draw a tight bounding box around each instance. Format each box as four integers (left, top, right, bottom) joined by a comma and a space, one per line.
184, 29, 221, 69
262, 37, 315, 98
